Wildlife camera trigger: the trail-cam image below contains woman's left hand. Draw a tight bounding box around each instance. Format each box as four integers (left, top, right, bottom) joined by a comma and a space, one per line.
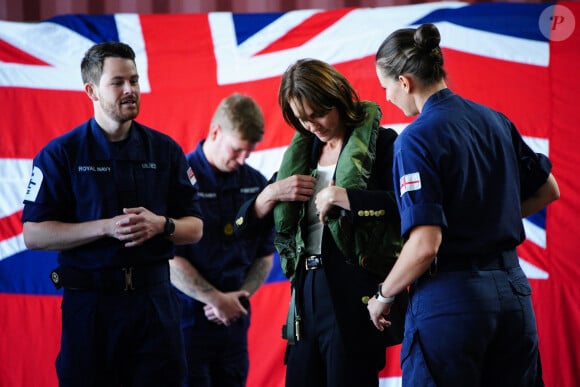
315, 181, 349, 223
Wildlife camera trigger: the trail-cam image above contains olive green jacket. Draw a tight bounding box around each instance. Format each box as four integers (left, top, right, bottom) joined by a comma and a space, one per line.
273, 102, 402, 280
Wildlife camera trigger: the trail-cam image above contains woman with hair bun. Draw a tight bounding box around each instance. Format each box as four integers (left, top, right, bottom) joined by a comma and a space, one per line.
367, 23, 559, 386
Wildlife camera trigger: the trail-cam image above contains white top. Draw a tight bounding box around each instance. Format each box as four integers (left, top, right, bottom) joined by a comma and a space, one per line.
304, 163, 335, 255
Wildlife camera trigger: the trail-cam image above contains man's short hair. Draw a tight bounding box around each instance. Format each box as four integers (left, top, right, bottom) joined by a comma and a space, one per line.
212, 93, 264, 143
81, 41, 136, 84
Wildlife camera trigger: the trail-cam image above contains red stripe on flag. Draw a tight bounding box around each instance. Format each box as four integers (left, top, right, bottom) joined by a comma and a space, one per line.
400, 179, 419, 190
0, 88, 91, 159
443, 48, 550, 140
379, 344, 403, 377
138, 13, 297, 153
0, 210, 23, 241
247, 281, 289, 387
0, 294, 61, 387
517, 239, 547, 272
0, 39, 49, 65
257, 8, 354, 55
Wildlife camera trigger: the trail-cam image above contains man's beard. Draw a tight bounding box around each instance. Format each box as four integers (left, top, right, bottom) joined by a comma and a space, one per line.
102, 100, 140, 122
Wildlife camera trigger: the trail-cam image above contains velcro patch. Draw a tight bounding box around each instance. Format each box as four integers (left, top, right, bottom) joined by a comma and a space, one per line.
23, 166, 43, 202
400, 172, 421, 196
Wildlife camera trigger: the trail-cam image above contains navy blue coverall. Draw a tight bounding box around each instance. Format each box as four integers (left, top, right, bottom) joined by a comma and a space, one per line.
22, 118, 201, 386
175, 141, 275, 386
393, 88, 552, 386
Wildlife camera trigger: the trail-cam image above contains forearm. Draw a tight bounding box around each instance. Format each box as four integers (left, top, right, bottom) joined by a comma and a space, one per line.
23, 220, 109, 251
241, 254, 274, 295
23, 210, 204, 251
521, 173, 560, 218
169, 255, 218, 305
253, 175, 316, 218
380, 225, 441, 298
253, 185, 279, 219
368, 225, 441, 331
172, 216, 203, 245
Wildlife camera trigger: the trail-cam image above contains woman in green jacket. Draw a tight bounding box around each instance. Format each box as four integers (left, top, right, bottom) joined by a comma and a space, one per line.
235, 58, 407, 387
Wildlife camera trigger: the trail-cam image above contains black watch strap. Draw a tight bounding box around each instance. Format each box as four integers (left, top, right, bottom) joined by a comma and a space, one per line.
163, 216, 175, 237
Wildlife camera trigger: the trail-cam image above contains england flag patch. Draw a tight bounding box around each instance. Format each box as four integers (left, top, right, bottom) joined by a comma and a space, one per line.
400, 172, 421, 196
187, 167, 197, 186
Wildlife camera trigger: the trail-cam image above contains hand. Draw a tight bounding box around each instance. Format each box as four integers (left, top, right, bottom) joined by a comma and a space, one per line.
203, 305, 223, 325
315, 181, 348, 224
269, 174, 316, 202
203, 290, 250, 326
110, 207, 163, 247
367, 296, 393, 331
254, 174, 316, 218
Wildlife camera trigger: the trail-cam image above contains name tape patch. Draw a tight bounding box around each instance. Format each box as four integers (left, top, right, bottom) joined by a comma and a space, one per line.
24, 166, 43, 202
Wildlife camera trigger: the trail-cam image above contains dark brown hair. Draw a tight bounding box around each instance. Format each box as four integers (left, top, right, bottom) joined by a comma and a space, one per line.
278, 58, 366, 135
375, 23, 446, 87
81, 42, 136, 84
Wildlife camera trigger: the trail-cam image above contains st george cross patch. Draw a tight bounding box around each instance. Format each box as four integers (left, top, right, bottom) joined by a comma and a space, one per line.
400, 172, 421, 196
187, 167, 197, 186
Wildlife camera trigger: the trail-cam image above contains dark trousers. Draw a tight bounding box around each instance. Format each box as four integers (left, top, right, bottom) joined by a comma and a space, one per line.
182, 321, 249, 387
285, 267, 384, 387
56, 281, 186, 387
402, 258, 542, 387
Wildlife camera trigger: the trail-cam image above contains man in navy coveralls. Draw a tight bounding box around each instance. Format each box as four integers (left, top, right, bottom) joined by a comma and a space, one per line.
170, 93, 274, 386
22, 42, 203, 386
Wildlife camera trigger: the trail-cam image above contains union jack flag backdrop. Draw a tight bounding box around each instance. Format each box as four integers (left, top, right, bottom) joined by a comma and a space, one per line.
1, 2, 579, 386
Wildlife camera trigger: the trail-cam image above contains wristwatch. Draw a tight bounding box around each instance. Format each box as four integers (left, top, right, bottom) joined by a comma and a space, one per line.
163, 216, 175, 237
376, 283, 395, 304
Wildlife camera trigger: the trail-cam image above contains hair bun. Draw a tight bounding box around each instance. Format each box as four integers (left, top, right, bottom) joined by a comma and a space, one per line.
414, 23, 441, 53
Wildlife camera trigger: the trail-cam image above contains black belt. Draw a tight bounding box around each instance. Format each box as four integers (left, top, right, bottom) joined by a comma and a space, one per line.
50, 261, 169, 292
305, 255, 323, 270
428, 250, 518, 276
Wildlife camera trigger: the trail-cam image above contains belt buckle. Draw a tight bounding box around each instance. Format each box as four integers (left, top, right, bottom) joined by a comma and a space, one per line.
122, 267, 135, 291
305, 256, 322, 271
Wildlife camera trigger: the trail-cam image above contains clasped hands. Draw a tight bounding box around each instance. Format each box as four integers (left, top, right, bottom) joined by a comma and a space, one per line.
111, 207, 163, 247
203, 290, 250, 327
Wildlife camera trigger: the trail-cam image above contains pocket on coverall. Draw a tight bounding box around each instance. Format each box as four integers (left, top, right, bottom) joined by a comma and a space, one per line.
400, 329, 437, 387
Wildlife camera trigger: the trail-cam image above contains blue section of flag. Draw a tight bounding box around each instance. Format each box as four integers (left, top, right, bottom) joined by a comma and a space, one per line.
232, 12, 285, 45
527, 208, 546, 229
413, 3, 553, 42
0, 250, 61, 295
265, 252, 288, 284
0, 249, 287, 294
46, 14, 120, 43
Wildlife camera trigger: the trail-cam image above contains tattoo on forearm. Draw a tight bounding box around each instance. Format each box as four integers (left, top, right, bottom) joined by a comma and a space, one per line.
170, 263, 214, 300
194, 276, 214, 295
243, 258, 272, 294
